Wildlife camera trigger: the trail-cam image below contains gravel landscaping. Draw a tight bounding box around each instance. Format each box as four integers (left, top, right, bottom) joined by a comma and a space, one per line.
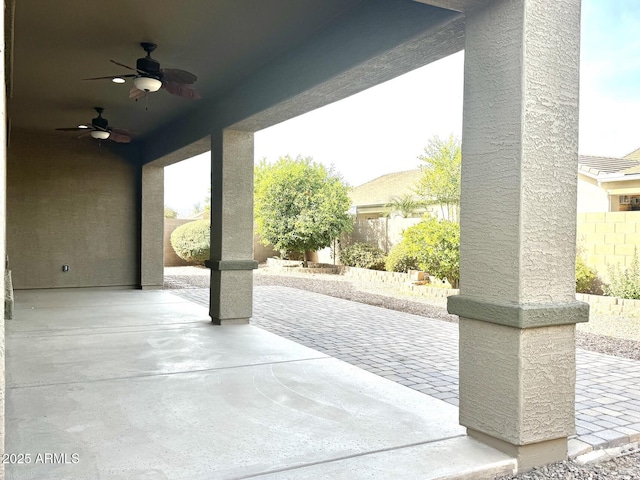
164, 265, 640, 478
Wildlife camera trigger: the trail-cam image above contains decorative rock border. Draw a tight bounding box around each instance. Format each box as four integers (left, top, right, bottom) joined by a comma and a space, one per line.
265, 258, 342, 274
576, 293, 640, 317
264, 259, 640, 316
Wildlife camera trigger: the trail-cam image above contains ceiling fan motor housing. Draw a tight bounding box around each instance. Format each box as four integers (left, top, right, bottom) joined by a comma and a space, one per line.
91, 115, 108, 129
137, 56, 161, 77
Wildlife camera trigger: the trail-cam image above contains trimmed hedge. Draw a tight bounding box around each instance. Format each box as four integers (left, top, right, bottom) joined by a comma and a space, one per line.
340, 243, 386, 270
385, 242, 420, 273
170, 220, 210, 265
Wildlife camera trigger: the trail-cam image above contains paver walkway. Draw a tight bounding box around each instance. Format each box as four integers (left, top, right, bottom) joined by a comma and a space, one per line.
172, 285, 640, 455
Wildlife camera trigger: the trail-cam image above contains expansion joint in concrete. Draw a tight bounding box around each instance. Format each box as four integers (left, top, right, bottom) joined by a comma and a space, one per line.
448, 295, 589, 329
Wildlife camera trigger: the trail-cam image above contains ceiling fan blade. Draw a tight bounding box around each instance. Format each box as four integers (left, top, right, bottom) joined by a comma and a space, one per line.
162, 81, 201, 100
83, 74, 137, 81
108, 132, 132, 143
129, 86, 147, 100
161, 68, 197, 85
110, 59, 144, 74
110, 128, 135, 136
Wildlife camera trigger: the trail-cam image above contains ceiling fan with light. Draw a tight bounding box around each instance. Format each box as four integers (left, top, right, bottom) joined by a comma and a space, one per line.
84, 42, 201, 100
55, 107, 133, 143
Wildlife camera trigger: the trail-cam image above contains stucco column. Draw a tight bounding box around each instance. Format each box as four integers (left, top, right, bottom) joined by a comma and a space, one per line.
206, 129, 257, 325
140, 164, 164, 289
447, 0, 587, 472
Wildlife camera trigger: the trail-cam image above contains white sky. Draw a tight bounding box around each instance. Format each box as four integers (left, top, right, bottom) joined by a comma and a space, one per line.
165, 1, 639, 217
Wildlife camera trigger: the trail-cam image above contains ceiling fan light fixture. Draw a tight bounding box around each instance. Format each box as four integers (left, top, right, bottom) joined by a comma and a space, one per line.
112, 77, 126, 84
78, 124, 89, 129
90, 130, 110, 140
134, 76, 162, 92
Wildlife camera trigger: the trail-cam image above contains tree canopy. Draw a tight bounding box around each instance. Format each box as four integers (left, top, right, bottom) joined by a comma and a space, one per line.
254, 156, 352, 264
164, 206, 178, 219
384, 194, 422, 218
416, 134, 461, 222
402, 217, 460, 288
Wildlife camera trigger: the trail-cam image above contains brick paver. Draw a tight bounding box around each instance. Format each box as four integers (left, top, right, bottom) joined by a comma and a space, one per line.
171, 285, 640, 452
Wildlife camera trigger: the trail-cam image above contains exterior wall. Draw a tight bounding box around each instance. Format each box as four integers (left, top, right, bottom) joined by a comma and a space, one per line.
253, 233, 278, 263
577, 175, 640, 213
577, 211, 640, 281
577, 176, 609, 213
600, 179, 640, 212
140, 164, 164, 288
164, 219, 193, 266
7, 132, 138, 289
348, 217, 422, 252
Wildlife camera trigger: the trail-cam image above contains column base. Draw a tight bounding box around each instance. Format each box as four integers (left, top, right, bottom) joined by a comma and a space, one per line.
209, 270, 254, 323
211, 318, 250, 326
468, 429, 567, 473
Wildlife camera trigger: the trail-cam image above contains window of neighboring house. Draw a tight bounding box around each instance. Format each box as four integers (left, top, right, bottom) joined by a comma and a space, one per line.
618, 195, 640, 211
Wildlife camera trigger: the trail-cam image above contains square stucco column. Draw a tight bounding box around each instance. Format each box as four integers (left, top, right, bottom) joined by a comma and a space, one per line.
206, 129, 257, 325
140, 164, 164, 289
447, 0, 587, 472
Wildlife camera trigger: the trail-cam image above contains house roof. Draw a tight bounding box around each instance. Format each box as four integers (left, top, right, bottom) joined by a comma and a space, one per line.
622, 164, 640, 175
578, 155, 640, 177
625, 147, 640, 161
351, 152, 640, 208
350, 170, 421, 207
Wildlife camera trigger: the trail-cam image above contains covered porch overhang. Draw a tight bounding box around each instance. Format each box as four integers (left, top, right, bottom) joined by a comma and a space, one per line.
3, 0, 586, 476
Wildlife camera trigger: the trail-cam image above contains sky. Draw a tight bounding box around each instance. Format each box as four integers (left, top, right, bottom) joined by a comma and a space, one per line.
165, 0, 640, 217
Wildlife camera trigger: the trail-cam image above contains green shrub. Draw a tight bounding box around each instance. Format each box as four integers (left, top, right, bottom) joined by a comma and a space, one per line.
170, 220, 210, 265
402, 217, 460, 288
385, 243, 419, 273
340, 243, 386, 270
576, 256, 603, 294
604, 248, 640, 299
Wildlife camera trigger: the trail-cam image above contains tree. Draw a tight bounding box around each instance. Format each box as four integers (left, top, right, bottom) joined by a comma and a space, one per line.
384, 194, 422, 218
254, 156, 353, 266
164, 206, 178, 219
402, 217, 460, 288
416, 134, 461, 222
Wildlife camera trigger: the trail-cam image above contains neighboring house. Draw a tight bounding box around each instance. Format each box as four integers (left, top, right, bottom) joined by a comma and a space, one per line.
347, 170, 426, 253
349, 170, 434, 219
350, 152, 640, 217
578, 151, 640, 213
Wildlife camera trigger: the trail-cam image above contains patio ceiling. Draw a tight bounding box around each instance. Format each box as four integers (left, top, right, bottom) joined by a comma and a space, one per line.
7, 0, 463, 164
8, 0, 362, 138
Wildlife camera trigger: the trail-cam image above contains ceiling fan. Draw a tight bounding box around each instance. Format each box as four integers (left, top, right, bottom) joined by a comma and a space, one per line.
56, 107, 133, 143
85, 42, 201, 100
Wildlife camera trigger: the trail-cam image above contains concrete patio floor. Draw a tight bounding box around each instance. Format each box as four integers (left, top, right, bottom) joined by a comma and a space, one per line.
6, 289, 516, 480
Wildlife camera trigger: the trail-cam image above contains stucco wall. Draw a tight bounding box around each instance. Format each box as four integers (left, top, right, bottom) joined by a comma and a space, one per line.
577, 211, 640, 282
577, 176, 609, 213
253, 233, 279, 263
7, 132, 138, 289
348, 217, 422, 252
